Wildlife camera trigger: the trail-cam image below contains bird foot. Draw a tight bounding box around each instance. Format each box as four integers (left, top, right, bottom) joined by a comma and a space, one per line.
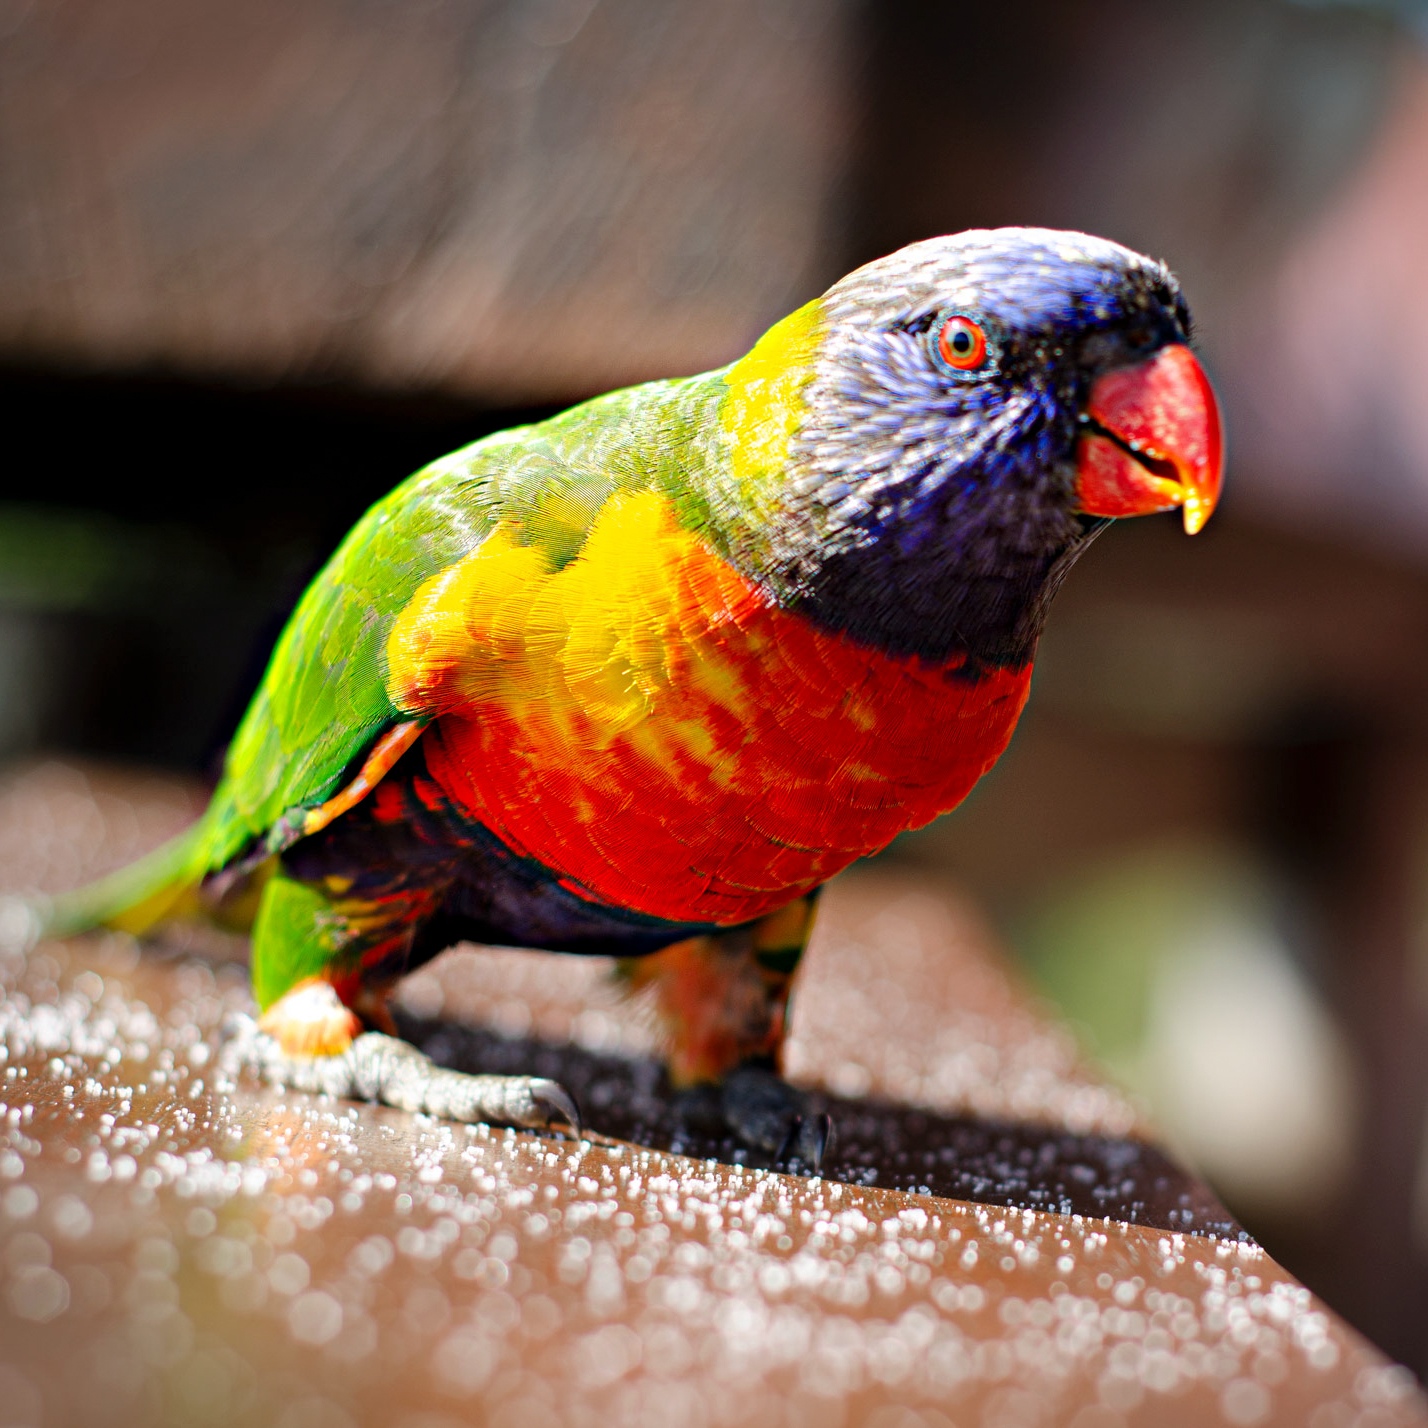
220, 1015, 581, 1136
715, 1063, 831, 1171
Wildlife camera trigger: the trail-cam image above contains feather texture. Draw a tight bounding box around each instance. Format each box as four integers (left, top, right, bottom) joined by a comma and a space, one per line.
389, 489, 1030, 925
55, 227, 1217, 1039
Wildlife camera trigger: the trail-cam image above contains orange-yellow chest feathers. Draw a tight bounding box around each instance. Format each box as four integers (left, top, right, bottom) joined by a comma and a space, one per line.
385, 490, 1031, 925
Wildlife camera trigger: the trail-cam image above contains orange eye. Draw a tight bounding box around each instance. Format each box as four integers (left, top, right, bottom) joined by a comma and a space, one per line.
934, 315, 989, 372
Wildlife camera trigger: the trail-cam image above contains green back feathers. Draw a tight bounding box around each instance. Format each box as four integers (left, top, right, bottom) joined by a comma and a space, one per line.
201, 384, 720, 874
52, 321, 831, 938
200, 462, 491, 873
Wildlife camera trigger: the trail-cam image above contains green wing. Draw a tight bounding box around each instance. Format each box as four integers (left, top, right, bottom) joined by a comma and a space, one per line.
197, 369, 728, 877
46, 452, 498, 938
198, 462, 485, 872
47, 370, 728, 938
198, 436, 541, 874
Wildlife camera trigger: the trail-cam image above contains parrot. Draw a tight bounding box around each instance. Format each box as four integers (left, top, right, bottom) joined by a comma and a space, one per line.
54, 227, 1223, 1167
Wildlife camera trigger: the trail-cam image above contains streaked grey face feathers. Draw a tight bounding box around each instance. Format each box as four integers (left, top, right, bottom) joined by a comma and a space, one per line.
741, 229, 1189, 666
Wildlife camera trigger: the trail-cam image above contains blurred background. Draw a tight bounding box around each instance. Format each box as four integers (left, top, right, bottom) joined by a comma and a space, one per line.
3, 0, 1428, 1378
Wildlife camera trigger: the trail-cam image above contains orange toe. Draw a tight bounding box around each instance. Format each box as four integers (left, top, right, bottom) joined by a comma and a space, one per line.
258, 977, 361, 1057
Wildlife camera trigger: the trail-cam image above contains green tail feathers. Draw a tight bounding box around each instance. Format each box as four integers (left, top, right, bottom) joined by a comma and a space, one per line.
45, 823, 210, 939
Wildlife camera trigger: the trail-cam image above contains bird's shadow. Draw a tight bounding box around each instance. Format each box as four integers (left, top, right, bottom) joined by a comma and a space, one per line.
396, 1008, 1246, 1239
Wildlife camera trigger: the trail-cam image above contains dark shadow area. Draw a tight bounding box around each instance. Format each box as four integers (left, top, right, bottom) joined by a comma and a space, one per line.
397, 1009, 1246, 1239
0, 361, 558, 547
0, 363, 558, 769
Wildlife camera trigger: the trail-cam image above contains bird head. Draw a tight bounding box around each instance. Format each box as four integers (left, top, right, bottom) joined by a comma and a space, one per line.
718, 228, 1223, 667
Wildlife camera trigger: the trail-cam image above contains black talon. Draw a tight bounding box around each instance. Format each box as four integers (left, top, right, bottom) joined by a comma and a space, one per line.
531, 1081, 582, 1139
778, 1112, 832, 1171
719, 1064, 833, 1169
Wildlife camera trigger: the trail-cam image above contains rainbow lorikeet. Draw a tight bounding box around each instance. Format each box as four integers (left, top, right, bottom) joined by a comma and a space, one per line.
60, 228, 1222, 1166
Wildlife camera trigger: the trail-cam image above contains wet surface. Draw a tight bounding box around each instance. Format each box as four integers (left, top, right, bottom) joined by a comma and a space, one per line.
0, 760, 1425, 1426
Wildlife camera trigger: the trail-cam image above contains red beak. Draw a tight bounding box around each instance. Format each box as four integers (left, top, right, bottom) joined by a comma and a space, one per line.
1073, 344, 1224, 535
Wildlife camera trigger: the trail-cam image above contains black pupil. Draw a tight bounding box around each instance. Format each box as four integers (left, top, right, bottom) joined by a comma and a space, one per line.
951, 327, 972, 352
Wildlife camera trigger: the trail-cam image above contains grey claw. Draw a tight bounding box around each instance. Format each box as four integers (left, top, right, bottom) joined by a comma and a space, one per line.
529, 1080, 582, 1139
796, 1112, 833, 1172
220, 1026, 581, 1140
